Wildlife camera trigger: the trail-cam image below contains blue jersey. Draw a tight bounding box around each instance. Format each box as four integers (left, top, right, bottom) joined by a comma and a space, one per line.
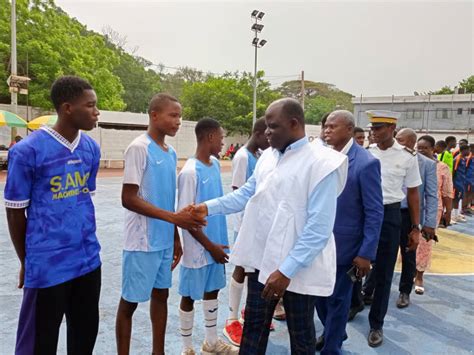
177, 156, 228, 268
453, 156, 467, 193
122, 134, 177, 252
4, 127, 101, 288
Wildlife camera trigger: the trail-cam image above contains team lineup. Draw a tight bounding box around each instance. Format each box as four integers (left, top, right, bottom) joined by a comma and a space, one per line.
5, 76, 471, 355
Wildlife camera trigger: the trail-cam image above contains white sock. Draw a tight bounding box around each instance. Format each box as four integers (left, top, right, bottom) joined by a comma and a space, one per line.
180, 308, 194, 350
228, 277, 244, 321
203, 299, 219, 345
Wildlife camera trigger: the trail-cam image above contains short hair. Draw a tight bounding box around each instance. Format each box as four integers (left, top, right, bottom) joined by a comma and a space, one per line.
280, 99, 305, 125
328, 110, 355, 128
435, 140, 447, 149
459, 139, 468, 146
460, 144, 469, 152
354, 127, 365, 134
50, 76, 93, 110
195, 118, 221, 141
445, 136, 456, 145
418, 135, 435, 148
320, 112, 331, 127
253, 117, 267, 133
148, 93, 179, 114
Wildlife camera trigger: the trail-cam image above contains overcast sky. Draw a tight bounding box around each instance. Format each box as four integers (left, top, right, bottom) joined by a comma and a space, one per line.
55, 0, 473, 97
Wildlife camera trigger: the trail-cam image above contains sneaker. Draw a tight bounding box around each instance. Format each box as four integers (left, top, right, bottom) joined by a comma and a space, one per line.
182, 348, 196, 355
223, 320, 242, 347
201, 338, 239, 355
273, 299, 286, 321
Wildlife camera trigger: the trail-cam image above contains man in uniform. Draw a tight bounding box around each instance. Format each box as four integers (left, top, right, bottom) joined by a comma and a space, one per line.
366, 110, 422, 347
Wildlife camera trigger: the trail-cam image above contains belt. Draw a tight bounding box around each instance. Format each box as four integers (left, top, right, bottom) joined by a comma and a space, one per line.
384, 202, 401, 210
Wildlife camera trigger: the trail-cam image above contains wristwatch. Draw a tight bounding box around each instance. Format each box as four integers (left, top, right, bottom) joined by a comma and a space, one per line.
411, 224, 422, 231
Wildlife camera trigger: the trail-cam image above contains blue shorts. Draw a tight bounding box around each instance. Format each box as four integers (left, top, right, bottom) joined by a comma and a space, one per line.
121, 248, 173, 303
179, 263, 226, 301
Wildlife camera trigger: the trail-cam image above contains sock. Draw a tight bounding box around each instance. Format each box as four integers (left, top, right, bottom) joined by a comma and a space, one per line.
203, 299, 219, 345
228, 277, 244, 321
180, 308, 194, 350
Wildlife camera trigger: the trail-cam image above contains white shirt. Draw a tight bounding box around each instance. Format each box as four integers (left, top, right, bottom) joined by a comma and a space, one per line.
368, 141, 421, 205
340, 138, 354, 156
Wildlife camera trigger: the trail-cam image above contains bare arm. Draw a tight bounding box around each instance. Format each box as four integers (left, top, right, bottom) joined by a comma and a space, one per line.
186, 227, 229, 264
122, 184, 205, 230
6, 208, 27, 288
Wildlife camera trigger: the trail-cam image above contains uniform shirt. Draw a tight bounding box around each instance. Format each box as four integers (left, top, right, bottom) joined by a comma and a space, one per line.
453, 155, 467, 193
231, 146, 258, 233
177, 156, 228, 268
368, 141, 421, 205
123, 134, 177, 252
4, 127, 101, 288
438, 150, 453, 173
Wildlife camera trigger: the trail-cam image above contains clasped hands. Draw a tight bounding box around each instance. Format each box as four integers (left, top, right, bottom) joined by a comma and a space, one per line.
173, 203, 209, 230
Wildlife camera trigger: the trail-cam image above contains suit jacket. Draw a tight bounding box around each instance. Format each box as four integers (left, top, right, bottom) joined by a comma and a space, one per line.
402, 154, 438, 228
334, 143, 384, 265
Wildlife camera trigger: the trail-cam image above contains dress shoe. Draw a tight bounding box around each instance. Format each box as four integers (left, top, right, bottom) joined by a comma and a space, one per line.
396, 293, 410, 308
315, 334, 348, 352
348, 303, 364, 321
368, 329, 383, 347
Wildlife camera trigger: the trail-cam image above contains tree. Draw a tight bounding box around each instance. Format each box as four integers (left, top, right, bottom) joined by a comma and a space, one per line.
304, 96, 338, 125
459, 75, 474, 93
430, 86, 454, 95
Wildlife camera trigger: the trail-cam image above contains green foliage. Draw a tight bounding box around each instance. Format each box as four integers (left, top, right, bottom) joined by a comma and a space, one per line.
430, 86, 455, 95
180, 71, 280, 135
459, 75, 474, 93
0, 0, 126, 110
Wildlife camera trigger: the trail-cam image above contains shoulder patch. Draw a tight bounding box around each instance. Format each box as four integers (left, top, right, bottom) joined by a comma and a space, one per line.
403, 147, 417, 156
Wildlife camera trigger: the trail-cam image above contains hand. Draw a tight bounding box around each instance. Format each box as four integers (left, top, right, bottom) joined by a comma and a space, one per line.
191, 203, 208, 220
173, 205, 207, 230
171, 236, 183, 270
208, 243, 229, 264
407, 229, 421, 251
352, 256, 371, 278
422, 226, 435, 236
18, 264, 24, 289
262, 270, 291, 301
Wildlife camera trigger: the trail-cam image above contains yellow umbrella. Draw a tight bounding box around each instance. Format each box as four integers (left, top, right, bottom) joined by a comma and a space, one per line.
0, 110, 28, 127
27, 115, 58, 130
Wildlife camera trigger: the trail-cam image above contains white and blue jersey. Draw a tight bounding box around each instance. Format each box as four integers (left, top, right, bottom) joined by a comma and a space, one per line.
231, 146, 258, 234
4, 127, 101, 288
177, 156, 228, 268
123, 134, 177, 252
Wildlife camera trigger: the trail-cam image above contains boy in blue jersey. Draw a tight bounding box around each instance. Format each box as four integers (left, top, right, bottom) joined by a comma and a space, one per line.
5, 76, 102, 354
115, 94, 206, 355
178, 118, 239, 355
223, 117, 270, 346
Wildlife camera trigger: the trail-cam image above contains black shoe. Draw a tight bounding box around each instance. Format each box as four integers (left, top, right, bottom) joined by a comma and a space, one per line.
368, 329, 383, 347
315, 334, 348, 352
348, 303, 364, 321
396, 293, 410, 308
315, 335, 324, 352
363, 292, 374, 305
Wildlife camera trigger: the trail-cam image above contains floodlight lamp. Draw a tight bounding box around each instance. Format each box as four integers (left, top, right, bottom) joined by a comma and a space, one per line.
251, 23, 264, 32
257, 12, 265, 20
251, 10, 259, 18
252, 37, 259, 46
259, 39, 267, 47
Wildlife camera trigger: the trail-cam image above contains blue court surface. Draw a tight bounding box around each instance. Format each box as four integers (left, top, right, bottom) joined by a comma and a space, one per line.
1, 176, 473, 354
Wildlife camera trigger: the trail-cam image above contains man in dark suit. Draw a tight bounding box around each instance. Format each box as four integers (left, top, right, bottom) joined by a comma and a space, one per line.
315, 110, 384, 354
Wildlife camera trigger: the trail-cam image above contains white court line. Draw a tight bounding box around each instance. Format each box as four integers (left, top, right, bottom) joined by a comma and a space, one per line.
394, 271, 474, 276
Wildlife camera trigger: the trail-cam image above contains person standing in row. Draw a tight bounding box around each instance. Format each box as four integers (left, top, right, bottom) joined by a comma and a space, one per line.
315, 110, 383, 354
366, 110, 422, 347
395, 129, 438, 308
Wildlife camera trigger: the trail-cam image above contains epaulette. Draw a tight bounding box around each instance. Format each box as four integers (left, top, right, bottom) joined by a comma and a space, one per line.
403, 147, 417, 156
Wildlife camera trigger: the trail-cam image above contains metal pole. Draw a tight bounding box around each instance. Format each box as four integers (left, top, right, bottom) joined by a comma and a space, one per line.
301, 70, 305, 110
252, 22, 258, 126
10, 0, 18, 141
468, 93, 472, 140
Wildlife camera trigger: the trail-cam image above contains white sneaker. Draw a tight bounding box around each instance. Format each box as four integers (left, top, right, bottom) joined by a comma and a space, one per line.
182, 348, 196, 355
201, 338, 239, 355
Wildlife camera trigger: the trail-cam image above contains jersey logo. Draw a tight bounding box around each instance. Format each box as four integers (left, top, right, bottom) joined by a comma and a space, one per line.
156, 160, 164, 165
202, 178, 210, 184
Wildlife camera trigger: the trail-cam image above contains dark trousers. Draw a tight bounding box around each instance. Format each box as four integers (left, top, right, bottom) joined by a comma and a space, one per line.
315, 265, 353, 355
240, 270, 316, 355
368, 204, 401, 330
16, 267, 101, 355
362, 268, 376, 296
351, 280, 363, 308
399, 209, 416, 294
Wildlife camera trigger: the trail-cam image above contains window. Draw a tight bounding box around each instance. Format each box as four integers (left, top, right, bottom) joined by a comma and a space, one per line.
406, 109, 422, 119
471, 108, 474, 114
457, 108, 463, 115
436, 108, 449, 119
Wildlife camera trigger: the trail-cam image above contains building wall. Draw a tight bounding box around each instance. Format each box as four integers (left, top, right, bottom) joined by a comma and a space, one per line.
353, 94, 473, 131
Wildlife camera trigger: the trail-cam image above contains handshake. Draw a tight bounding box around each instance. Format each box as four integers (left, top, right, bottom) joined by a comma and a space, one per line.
173, 203, 209, 230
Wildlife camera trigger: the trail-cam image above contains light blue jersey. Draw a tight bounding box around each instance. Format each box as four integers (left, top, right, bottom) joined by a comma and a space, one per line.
123, 134, 177, 252
177, 156, 228, 268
